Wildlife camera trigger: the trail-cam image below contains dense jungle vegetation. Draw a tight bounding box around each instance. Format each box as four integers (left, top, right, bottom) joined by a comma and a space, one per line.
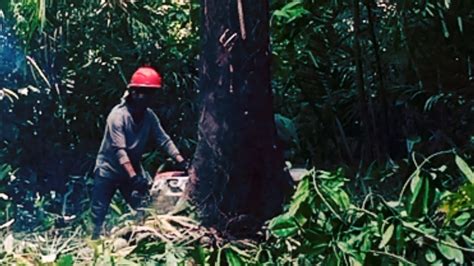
0, 0, 473, 265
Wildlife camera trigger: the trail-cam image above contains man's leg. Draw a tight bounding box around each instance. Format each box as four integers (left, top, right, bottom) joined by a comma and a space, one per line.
91, 176, 117, 239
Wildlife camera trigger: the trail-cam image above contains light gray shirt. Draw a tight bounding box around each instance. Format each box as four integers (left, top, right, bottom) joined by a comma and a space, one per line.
94, 102, 180, 179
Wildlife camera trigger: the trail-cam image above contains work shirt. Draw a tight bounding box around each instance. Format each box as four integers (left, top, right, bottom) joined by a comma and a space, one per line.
94, 102, 180, 179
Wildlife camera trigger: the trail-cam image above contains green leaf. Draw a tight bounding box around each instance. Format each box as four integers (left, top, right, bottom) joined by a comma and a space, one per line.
289, 177, 310, 216
274, 113, 299, 144
331, 190, 350, 210
188, 245, 208, 265
406, 136, 421, 154
457, 16, 463, 33
462, 235, 474, 248
273, 0, 310, 23
408, 175, 424, 216
444, 0, 451, 8
336, 242, 355, 259
439, 10, 450, 38
110, 202, 123, 215
455, 155, 474, 184
454, 212, 470, 226
421, 176, 431, 215
294, 212, 308, 227
425, 249, 436, 263
0, 164, 12, 181
269, 213, 298, 238
410, 173, 421, 193
378, 224, 394, 249
437, 237, 464, 264
56, 255, 74, 266
395, 224, 405, 254
225, 249, 244, 266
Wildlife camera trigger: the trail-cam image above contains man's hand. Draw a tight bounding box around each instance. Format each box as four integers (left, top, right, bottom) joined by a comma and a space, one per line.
176, 159, 190, 172
130, 174, 149, 192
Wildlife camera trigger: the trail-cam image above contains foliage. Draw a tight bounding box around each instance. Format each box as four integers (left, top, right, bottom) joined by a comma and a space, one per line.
0, 164, 14, 226
5, 0, 200, 164
1, 0, 474, 264
264, 158, 474, 265
270, 0, 474, 166
1, 0, 200, 231
1, 154, 473, 265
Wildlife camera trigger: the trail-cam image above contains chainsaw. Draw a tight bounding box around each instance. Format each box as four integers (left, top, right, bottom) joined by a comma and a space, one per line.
150, 171, 189, 197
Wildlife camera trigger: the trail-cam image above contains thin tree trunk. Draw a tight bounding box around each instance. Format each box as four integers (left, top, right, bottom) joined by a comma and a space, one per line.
365, 0, 391, 157
353, 0, 377, 163
402, 12, 424, 90
188, 0, 292, 235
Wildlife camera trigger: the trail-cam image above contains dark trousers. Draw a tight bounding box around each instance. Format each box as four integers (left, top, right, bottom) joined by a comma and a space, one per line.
91, 174, 148, 238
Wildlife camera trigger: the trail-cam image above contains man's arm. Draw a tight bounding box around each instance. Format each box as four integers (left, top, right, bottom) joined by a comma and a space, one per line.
122, 161, 137, 178
161, 139, 183, 162
154, 139, 186, 176
175, 154, 184, 163
108, 112, 138, 178
149, 111, 186, 173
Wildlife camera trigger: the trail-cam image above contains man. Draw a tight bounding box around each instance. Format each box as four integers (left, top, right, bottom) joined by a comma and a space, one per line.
91, 66, 187, 239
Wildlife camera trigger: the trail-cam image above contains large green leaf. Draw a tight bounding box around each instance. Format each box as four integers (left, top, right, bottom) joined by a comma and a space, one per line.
272, 0, 310, 23
407, 175, 424, 216
378, 224, 394, 249
395, 224, 406, 254
288, 177, 310, 216
454, 212, 471, 226
425, 249, 437, 263
437, 237, 464, 264
421, 175, 431, 215
268, 213, 298, 238
455, 155, 474, 184
225, 249, 244, 266
410, 173, 422, 193
0, 164, 12, 181
274, 113, 299, 144
188, 244, 208, 265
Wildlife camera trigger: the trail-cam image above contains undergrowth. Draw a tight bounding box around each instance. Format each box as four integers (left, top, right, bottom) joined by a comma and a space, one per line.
1, 152, 473, 265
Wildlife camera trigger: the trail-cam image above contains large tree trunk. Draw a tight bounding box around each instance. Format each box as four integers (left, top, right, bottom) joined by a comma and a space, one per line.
187, 0, 293, 234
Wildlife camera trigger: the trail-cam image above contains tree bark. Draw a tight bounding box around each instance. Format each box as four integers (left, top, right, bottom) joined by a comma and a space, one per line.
365, 0, 390, 157
353, 0, 378, 163
188, 0, 293, 235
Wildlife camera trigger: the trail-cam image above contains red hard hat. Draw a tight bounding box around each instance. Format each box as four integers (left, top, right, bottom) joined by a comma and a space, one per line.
128, 66, 162, 89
